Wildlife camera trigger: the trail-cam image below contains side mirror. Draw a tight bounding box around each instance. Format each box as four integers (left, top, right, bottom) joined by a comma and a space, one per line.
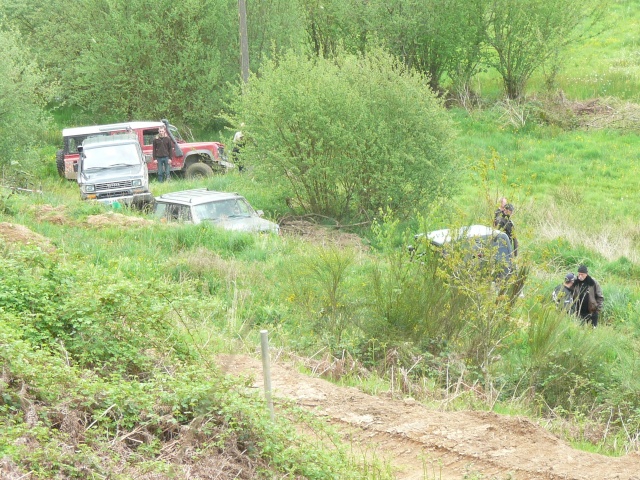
73, 163, 78, 172
144, 154, 153, 164
256, 210, 264, 217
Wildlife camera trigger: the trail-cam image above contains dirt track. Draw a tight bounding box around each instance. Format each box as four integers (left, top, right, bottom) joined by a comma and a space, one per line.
217, 354, 640, 480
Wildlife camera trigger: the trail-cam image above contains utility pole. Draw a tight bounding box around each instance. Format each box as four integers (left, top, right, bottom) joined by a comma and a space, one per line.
238, 0, 249, 84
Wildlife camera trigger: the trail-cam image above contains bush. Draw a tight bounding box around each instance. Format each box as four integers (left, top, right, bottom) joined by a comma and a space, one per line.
231, 48, 459, 221
0, 248, 183, 374
362, 217, 528, 389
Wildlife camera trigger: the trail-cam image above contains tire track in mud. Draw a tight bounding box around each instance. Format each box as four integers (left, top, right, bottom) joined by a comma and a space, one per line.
217, 354, 640, 480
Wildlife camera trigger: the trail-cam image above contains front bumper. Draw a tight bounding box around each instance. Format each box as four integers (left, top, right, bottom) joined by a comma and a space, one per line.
82, 191, 154, 207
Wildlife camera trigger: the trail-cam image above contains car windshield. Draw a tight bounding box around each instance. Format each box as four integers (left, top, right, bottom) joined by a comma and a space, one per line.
82, 143, 141, 170
193, 198, 254, 222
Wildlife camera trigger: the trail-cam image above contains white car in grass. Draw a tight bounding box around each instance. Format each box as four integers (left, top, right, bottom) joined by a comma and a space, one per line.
411, 224, 514, 277
153, 188, 279, 234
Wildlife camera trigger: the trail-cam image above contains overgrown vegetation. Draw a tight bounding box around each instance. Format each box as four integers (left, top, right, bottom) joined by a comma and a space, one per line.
0, 234, 392, 479
0, 28, 53, 169
231, 49, 458, 221
1, 0, 640, 477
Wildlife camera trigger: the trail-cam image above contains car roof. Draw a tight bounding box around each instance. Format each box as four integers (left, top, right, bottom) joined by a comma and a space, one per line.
155, 188, 242, 206
63, 121, 165, 137
81, 133, 139, 148
426, 224, 507, 246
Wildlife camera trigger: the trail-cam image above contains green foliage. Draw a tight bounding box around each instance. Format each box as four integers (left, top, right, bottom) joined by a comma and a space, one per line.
497, 301, 639, 429
368, 238, 467, 346
602, 286, 640, 326
0, 331, 375, 479
68, 0, 235, 126
533, 238, 603, 272
3, 0, 236, 128
0, 26, 53, 170
298, 0, 369, 57
285, 245, 361, 344
603, 256, 640, 280
232, 48, 459, 220
484, 0, 606, 99
0, 238, 387, 478
167, 223, 256, 255
368, 0, 487, 94
0, 247, 182, 374
551, 1, 640, 101
1, 0, 640, 466
363, 215, 529, 390
246, 0, 308, 68
2, 0, 312, 131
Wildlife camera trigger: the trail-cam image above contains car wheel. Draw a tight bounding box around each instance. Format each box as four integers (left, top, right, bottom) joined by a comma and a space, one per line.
185, 162, 214, 179
56, 149, 65, 178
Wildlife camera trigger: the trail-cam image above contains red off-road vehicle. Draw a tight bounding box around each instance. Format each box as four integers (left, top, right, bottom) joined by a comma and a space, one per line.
57, 120, 232, 180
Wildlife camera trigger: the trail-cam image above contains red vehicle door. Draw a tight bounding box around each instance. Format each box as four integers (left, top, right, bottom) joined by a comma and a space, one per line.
141, 125, 185, 174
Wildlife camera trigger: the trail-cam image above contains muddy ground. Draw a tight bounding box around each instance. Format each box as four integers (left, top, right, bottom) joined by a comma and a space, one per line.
218, 354, 640, 480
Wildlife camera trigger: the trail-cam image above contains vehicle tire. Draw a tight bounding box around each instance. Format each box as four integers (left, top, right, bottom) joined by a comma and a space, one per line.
134, 197, 155, 213
185, 162, 214, 179
56, 149, 65, 178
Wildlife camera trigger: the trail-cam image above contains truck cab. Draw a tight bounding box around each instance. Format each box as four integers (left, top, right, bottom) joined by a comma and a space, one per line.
76, 134, 153, 208
59, 120, 231, 180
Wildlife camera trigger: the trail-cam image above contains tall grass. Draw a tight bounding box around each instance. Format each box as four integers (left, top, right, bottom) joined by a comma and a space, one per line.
6, 11, 640, 457
473, 1, 640, 101
551, 0, 640, 101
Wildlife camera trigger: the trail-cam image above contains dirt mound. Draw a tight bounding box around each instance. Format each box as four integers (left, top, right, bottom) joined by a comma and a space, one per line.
279, 216, 368, 250
0, 222, 54, 252
559, 95, 640, 130
217, 354, 640, 480
86, 212, 153, 228
32, 204, 69, 225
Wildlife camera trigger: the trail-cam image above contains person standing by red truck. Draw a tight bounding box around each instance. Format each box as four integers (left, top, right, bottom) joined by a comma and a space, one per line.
153, 126, 173, 182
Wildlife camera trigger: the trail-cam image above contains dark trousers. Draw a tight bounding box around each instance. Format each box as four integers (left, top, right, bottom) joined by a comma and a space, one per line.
579, 312, 599, 327
157, 156, 170, 182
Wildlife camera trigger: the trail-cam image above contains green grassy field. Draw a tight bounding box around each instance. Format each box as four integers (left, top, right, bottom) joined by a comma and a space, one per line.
555, 0, 640, 101
478, 0, 640, 101
1, 3, 639, 476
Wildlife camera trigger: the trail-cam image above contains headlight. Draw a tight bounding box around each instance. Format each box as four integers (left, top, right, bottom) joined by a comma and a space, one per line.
132, 179, 142, 187
84, 185, 95, 193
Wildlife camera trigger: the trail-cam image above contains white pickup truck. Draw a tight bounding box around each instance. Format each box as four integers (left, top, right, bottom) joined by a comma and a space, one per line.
75, 134, 153, 208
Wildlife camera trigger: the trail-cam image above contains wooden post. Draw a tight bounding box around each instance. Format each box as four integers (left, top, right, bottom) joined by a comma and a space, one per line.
260, 330, 275, 420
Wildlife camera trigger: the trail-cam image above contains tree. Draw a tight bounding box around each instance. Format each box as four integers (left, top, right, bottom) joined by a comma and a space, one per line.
485, 0, 605, 99
1, 0, 318, 129
367, 0, 487, 95
1, 0, 96, 101
0, 26, 52, 169
231, 49, 459, 221
67, 0, 239, 126
2, 0, 237, 127
246, 0, 308, 69
298, 0, 369, 58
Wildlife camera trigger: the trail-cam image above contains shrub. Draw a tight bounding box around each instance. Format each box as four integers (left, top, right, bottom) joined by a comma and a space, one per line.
362, 217, 528, 392
0, 248, 184, 374
284, 245, 363, 345
231, 48, 459, 221
498, 302, 635, 415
